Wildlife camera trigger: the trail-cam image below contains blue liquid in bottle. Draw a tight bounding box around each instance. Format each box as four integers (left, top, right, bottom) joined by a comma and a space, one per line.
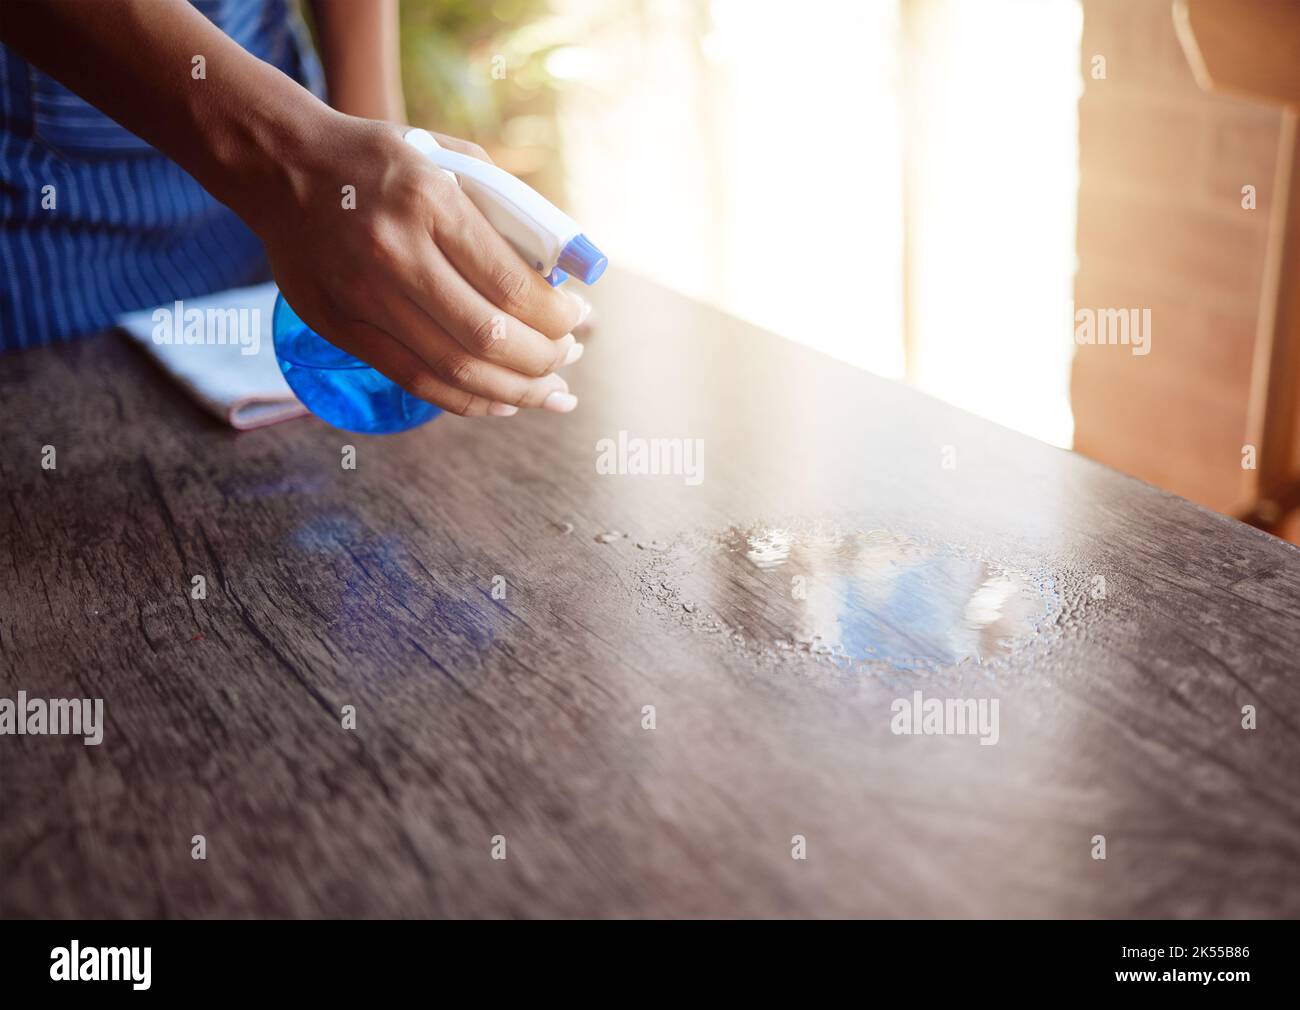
272, 294, 442, 434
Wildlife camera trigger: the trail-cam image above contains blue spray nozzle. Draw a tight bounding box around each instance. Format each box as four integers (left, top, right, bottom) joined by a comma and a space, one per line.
557, 233, 608, 285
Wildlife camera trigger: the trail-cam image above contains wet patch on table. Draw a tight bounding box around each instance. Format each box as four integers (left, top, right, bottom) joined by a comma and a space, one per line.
633, 519, 1077, 676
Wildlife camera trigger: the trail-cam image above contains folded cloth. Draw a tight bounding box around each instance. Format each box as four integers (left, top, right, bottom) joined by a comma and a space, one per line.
117, 282, 308, 430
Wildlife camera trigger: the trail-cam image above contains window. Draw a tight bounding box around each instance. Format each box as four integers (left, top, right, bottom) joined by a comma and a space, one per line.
548, 0, 1082, 446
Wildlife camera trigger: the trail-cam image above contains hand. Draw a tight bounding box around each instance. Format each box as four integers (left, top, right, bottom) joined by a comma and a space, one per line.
245, 111, 587, 417
0, 0, 584, 412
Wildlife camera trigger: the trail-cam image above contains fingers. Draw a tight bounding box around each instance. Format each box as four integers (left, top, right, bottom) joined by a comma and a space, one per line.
431, 187, 589, 340
401, 244, 580, 378
331, 302, 578, 415
385, 294, 577, 410
331, 319, 495, 417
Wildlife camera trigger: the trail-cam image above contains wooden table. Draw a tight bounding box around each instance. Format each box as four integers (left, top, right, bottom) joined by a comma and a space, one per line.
2, 270, 1298, 918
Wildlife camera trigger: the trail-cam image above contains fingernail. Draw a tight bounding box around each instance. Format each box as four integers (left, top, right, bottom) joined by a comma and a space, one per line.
543, 391, 578, 413
567, 290, 592, 324
563, 342, 585, 366
488, 402, 519, 417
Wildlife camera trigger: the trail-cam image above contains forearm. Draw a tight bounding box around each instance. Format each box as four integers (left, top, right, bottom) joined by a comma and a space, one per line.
0, 0, 334, 227
309, 0, 406, 123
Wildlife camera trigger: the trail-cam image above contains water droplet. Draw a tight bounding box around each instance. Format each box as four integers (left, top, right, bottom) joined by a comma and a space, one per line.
595, 531, 623, 543
639, 521, 1068, 673
554, 521, 574, 535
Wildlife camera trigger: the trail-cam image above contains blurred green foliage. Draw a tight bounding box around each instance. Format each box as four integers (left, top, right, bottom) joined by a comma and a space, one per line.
399, 0, 556, 144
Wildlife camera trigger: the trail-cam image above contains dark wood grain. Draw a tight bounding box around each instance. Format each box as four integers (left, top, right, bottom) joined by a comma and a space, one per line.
2, 269, 1299, 918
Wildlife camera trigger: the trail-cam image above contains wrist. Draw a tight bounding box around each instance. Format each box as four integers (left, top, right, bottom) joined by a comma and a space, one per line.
186, 64, 339, 234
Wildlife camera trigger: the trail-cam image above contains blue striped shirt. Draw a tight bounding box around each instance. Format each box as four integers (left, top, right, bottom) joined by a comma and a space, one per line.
0, 0, 322, 350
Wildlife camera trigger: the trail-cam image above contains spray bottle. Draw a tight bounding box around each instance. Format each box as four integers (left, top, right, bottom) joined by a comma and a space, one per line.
272, 128, 608, 434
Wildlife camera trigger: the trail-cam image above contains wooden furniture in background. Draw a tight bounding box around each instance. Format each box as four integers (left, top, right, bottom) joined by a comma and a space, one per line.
2, 271, 1298, 917
1070, 0, 1281, 520
1175, 0, 1300, 532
